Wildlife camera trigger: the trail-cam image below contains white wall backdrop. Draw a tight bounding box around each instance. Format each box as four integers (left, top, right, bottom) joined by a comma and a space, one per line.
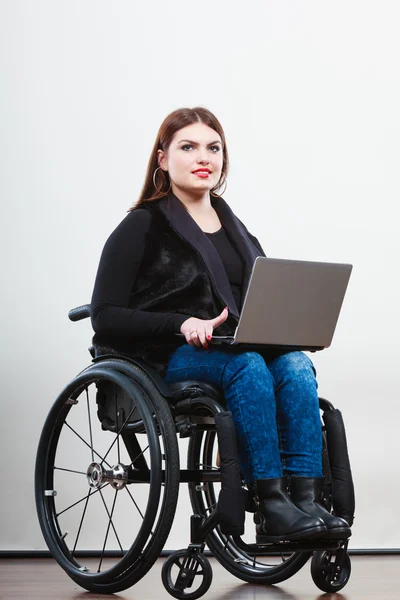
1, 0, 399, 551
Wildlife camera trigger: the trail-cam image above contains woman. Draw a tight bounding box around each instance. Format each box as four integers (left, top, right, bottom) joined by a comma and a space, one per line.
91, 106, 350, 542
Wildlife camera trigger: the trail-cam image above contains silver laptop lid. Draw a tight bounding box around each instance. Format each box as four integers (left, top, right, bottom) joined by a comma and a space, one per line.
234, 257, 352, 348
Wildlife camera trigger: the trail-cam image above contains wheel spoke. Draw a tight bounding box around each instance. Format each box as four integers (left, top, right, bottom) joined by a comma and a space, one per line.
198, 463, 219, 471
100, 403, 138, 467
97, 490, 124, 573
72, 489, 92, 556
124, 486, 156, 538
98, 488, 122, 572
98, 488, 124, 554
54, 467, 87, 476
124, 485, 145, 520
56, 483, 109, 517
129, 445, 149, 469
86, 386, 94, 462
65, 422, 111, 468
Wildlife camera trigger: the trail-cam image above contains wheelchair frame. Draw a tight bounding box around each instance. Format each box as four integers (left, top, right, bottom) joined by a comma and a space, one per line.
35, 305, 354, 598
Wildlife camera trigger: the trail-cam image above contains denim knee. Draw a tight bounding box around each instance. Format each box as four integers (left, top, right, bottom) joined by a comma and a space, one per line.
222, 351, 270, 388
268, 351, 317, 388
275, 351, 315, 372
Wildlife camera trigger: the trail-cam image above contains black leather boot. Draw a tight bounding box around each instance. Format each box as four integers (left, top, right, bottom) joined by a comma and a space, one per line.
255, 477, 327, 543
289, 477, 351, 540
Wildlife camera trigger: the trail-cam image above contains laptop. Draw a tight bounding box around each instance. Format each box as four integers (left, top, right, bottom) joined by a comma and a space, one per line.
209, 257, 353, 351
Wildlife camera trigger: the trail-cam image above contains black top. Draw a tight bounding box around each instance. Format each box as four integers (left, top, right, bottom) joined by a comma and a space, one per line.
205, 227, 244, 312
91, 211, 245, 339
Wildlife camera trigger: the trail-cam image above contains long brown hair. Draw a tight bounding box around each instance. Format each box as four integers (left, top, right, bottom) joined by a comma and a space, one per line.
129, 107, 229, 211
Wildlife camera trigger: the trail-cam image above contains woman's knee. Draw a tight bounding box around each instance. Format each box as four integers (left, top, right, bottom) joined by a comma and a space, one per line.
268, 351, 317, 386
273, 351, 315, 372
222, 351, 272, 388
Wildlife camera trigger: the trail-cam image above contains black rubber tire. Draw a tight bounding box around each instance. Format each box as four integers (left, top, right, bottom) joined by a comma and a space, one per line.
35, 361, 179, 594
187, 429, 311, 585
161, 550, 213, 600
311, 550, 351, 593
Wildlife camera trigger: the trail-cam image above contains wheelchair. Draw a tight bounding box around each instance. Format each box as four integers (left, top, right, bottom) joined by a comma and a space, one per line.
35, 304, 355, 599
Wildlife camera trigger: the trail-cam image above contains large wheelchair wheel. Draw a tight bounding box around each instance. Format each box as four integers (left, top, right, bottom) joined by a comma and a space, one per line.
188, 429, 311, 585
35, 360, 179, 594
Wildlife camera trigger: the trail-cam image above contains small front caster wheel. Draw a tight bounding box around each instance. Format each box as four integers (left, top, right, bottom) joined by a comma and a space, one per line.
161, 549, 213, 599
311, 550, 351, 593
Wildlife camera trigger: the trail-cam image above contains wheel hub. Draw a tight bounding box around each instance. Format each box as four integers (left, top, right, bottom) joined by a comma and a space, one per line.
86, 462, 128, 490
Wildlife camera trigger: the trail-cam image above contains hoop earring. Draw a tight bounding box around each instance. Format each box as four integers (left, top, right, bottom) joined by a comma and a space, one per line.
210, 172, 227, 198
153, 166, 171, 194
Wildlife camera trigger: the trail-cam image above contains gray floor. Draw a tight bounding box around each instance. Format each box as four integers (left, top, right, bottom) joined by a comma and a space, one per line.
0, 555, 399, 599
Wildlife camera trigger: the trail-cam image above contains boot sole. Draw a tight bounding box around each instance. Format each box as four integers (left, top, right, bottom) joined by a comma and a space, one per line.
256, 525, 327, 544
322, 526, 352, 540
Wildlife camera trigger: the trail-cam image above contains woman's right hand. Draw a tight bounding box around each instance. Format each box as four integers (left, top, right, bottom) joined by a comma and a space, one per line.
180, 307, 229, 348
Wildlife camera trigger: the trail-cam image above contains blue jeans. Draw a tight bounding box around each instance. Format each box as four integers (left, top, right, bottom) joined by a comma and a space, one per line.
164, 345, 323, 483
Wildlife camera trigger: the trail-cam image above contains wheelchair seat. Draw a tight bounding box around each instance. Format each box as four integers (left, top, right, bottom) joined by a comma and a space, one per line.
167, 380, 222, 402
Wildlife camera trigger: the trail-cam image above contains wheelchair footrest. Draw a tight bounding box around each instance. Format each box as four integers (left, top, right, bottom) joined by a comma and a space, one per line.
233, 537, 343, 555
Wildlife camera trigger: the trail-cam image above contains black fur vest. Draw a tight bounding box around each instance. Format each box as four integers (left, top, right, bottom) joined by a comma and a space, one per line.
93, 193, 264, 375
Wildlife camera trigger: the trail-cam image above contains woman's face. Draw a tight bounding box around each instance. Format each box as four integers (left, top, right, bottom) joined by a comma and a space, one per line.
158, 123, 224, 196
